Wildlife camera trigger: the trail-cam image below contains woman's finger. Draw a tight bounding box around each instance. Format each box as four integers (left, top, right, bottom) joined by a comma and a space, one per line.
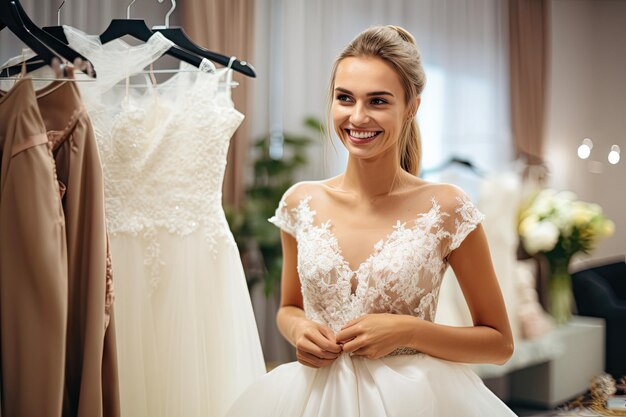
318, 325, 339, 343
335, 324, 362, 343
297, 350, 337, 368
341, 315, 367, 330
309, 329, 342, 353
348, 346, 377, 359
341, 335, 367, 353
298, 338, 340, 359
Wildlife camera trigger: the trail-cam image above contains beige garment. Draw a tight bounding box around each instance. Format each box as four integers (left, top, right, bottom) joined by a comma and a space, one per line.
0, 79, 68, 417
35, 81, 120, 417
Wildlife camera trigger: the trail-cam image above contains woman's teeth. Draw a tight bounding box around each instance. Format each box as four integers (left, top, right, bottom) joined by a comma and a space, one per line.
348, 130, 380, 139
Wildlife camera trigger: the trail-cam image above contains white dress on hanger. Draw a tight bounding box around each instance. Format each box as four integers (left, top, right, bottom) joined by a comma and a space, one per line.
64, 27, 265, 417
227, 182, 517, 417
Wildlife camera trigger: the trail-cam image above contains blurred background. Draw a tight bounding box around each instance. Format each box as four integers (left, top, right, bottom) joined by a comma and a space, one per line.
2, 0, 624, 414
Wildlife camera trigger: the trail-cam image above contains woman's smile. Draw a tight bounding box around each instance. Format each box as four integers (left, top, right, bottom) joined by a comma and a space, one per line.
345, 129, 383, 145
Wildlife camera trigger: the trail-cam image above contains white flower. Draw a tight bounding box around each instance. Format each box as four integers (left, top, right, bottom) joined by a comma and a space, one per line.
554, 190, 577, 204
519, 214, 539, 237
523, 221, 560, 254
531, 189, 557, 217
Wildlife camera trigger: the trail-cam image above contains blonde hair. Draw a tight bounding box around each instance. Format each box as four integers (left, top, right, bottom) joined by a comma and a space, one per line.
328, 25, 426, 175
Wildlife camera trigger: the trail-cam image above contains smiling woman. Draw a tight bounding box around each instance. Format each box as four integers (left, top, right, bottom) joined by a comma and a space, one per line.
328, 25, 425, 177
227, 25, 516, 417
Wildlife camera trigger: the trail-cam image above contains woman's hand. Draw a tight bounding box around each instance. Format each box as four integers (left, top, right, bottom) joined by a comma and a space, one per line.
336, 314, 413, 359
294, 320, 342, 368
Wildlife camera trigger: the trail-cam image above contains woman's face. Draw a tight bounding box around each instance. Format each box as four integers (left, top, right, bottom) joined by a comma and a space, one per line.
332, 56, 412, 161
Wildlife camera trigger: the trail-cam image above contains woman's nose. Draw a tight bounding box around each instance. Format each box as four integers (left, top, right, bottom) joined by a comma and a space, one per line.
349, 102, 370, 125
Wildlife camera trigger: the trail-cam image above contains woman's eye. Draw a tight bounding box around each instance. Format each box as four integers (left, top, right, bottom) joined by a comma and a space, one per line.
371, 98, 388, 105
336, 94, 352, 102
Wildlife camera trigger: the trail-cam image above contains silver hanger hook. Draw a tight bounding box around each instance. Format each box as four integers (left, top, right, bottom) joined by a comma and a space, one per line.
127, 0, 137, 19
157, 0, 176, 28
57, 0, 65, 26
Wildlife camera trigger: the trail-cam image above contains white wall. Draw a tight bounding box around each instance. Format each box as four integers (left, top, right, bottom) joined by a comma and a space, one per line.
546, 0, 626, 265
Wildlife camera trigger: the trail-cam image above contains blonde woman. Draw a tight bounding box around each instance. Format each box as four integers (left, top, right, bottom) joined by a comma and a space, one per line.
228, 26, 516, 417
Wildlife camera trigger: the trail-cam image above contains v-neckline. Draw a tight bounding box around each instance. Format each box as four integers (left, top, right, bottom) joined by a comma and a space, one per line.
299, 196, 439, 296
326, 219, 406, 275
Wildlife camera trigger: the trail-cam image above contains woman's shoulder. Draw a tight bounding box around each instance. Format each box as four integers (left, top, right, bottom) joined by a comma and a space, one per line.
404, 179, 474, 211
280, 180, 330, 207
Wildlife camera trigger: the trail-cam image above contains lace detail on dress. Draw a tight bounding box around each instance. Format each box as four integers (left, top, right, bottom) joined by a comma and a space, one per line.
449, 194, 485, 252
268, 199, 302, 236
98, 71, 243, 241
270, 193, 484, 334
387, 347, 420, 356
104, 236, 114, 330
199, 58, 217, 74
96, 71, 242, 290
66, 28, 244, 291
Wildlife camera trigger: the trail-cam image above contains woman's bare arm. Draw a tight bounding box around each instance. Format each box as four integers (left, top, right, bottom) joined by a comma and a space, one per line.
276, 230, 342, 367
338, 225, 514, 365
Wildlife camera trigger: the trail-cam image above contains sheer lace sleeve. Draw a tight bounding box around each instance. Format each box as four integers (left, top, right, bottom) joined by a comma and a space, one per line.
268, 184, 304, 237
442, 187, 485, 260
268, 198, 296, 237
268, 183, 315, 237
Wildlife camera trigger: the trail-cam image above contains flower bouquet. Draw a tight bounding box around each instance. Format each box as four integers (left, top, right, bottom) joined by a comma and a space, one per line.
518, 189, 615, 324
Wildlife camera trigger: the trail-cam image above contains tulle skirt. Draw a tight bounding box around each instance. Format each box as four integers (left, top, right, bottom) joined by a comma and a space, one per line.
227, 353, 517, 417
111, 229, 265, 417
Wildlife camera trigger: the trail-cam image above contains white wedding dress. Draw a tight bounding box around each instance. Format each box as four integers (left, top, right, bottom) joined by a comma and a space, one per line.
64, 27, 265, 417
227, 182, 517, 417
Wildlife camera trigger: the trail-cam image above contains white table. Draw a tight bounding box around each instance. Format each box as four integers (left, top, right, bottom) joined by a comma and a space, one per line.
472, 316, 605, 407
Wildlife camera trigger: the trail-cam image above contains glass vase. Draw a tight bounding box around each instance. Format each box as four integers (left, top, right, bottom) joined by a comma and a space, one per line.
547, 257, 573, 325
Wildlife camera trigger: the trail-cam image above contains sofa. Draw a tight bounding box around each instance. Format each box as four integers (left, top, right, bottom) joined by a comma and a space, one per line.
572, 259, 626, 378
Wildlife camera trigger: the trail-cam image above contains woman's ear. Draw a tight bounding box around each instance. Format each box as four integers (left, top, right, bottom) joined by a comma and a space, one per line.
406, 97, 421, 120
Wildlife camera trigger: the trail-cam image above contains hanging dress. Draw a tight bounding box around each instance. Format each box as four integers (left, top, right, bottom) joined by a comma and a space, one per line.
0, 78, 68, 417
35, 79, 120, 417
64, 27, 265, 417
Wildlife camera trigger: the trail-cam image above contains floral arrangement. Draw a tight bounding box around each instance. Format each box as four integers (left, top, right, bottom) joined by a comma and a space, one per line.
518, 189, 614, 324
518, 189, 614, 258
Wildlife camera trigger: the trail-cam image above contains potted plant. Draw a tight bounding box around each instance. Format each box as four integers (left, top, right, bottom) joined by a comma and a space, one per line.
226, 117, 322, 296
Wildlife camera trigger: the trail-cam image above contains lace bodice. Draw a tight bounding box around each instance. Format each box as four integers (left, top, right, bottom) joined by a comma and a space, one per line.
65, 27, 243, 247
269, 183, 484, 333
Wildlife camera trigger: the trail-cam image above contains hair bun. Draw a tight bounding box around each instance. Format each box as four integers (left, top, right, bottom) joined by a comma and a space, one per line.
387, 25, 417, 46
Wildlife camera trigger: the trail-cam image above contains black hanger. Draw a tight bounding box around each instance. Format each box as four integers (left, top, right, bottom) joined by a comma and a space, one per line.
4, 0, 203, 76
0, 0, 95, 78
151, 0, 256, 77
420, 156, 484, 177
153, 27, 256, 78
0, 1, 58, 68
98, 0, 204, 69
2, 0, 89, 66
41, 1, 70, 43
5, 1, 76, 75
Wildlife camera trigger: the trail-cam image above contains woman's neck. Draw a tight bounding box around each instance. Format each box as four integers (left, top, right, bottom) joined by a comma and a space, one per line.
339, 148, 407, 200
